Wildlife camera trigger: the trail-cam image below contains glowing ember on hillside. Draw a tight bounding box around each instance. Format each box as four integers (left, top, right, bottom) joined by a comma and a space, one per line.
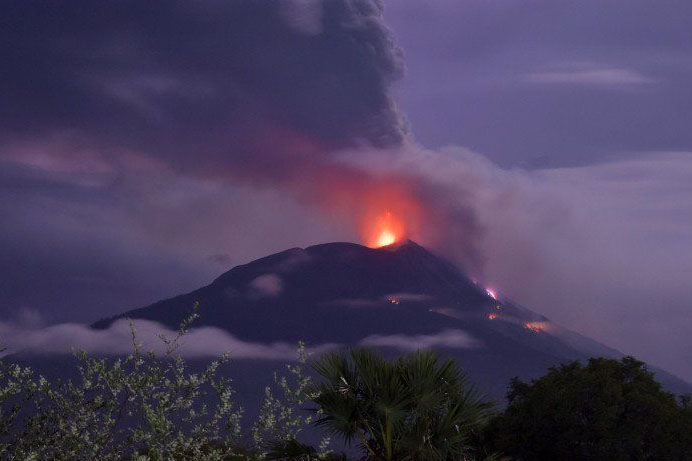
525, 321, 548, 332
365, 211, 406, 248
488, 313, 498, 320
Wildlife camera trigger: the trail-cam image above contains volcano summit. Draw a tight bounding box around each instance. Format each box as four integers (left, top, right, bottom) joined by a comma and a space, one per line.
92, 240, 691, 399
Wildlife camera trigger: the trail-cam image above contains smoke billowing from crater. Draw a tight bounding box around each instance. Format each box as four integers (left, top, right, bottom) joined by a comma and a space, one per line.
0, 0, 487, 271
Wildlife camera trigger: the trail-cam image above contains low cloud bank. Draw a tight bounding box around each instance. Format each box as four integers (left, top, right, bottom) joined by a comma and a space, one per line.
0, 318, 480, 359
0, 319, 337, 360
360, 329, 479, 351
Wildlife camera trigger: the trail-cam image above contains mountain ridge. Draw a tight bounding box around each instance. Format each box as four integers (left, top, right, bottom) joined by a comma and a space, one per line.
90, 240, 692, 398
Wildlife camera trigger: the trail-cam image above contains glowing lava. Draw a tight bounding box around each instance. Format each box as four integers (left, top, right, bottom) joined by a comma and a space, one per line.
365, 211, 406, 248
377, 230, 396, 247
525, 321, 548, 332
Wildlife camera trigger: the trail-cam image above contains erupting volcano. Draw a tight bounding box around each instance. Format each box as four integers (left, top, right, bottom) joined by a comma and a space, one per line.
90, 239, 692, 400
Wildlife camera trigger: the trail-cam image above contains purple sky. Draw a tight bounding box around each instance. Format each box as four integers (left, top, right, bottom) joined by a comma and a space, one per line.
1, 1, 691, 380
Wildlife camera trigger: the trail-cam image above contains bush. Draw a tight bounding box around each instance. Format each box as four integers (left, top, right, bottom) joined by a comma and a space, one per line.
0, 307, 243, 460
0, 305, 334, 460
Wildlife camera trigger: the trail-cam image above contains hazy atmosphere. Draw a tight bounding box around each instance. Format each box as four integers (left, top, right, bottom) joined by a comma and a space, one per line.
1, 0, 691, 384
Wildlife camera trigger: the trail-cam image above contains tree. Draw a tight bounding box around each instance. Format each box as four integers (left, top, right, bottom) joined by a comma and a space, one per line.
253, 342, 333, 459
310, 348, 496, 461
0, 306, 243, 460
0, 306, 341, 461
485, 356, 692, 460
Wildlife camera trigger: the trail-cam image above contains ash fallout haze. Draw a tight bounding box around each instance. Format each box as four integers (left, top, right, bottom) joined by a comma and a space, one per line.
1, 0, 692, 384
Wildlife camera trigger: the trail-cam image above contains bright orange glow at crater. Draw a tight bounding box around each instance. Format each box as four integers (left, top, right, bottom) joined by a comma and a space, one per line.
365, 211, 406, 248
376, 230, 396, 247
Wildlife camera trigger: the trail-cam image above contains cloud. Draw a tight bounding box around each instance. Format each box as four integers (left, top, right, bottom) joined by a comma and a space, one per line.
0, 0, 406, 179
385, 0, 692, 168
473, 151, 692, 380
0, 319, 337, 360
359, 329, 479, 350
279, 0, 324, 35
208, 254, 233, 266
339, 144, 692, 380
524, 64, 656, 87
0, 315, 481, 359
250, 274, 283, 298
0, 0, 425, 321
0, 0, 490, 278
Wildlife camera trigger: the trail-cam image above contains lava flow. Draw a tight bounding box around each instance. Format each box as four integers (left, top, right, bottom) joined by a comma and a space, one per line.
525, 321, 549, 332
485, 288, 498, 300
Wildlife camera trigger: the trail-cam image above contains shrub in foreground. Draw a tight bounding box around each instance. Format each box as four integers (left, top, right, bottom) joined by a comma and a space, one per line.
0, 306, 329, 460
0, 311, 243, 460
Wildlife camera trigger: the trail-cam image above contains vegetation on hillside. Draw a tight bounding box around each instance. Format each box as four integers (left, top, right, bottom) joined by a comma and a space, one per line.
1, 309, 691, 460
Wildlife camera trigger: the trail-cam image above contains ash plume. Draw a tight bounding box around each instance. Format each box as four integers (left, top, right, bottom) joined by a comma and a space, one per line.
0, 0, 485, 270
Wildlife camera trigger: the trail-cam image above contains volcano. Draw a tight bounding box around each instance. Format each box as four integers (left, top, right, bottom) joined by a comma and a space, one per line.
91, 240, 691, 399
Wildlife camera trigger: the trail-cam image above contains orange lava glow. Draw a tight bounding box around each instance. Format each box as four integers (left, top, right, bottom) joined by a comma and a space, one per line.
356, 181, 424, 249
488, 313, 498, 320
377, 230, 396, 247
365, 211, 406, 248
525, 321, 548, 332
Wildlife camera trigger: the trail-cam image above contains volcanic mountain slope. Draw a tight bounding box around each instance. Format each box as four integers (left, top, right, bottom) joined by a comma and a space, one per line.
93, 240, 691, 399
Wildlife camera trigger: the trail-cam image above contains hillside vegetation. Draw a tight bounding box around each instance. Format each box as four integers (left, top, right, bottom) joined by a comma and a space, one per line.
2, 310, 691, 460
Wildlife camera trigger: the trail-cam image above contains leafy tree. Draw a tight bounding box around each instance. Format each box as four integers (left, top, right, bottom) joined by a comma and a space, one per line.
485, 356, 692, 460
0, 305, 333, 460
310, 348, 497, 460
0, 306, 243, 460
253, 342, 332, 459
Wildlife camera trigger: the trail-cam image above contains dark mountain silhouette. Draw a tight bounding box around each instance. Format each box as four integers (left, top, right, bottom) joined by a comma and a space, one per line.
91, 240, 692, 399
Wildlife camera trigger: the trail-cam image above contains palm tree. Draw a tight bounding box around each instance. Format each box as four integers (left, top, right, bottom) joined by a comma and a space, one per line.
311, 349, 496, 460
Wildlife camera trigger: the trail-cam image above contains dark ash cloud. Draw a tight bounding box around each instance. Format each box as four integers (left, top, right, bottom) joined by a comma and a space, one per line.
1, 0, 406, 179
0, 0, 416, 322
0, 0, 486, 322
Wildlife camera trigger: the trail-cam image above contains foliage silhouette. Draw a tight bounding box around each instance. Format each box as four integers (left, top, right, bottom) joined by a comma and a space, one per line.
310, 348, 498, 460
485, 356, 692, 460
